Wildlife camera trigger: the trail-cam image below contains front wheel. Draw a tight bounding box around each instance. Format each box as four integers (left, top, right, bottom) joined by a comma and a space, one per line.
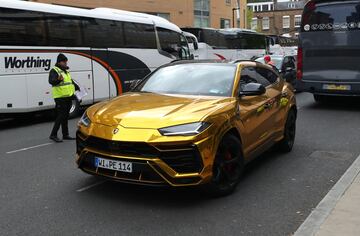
277, 109, 296, 152
205, 134, 244, 197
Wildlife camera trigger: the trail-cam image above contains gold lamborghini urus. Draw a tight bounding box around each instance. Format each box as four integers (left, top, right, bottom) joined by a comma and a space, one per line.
76, 60, 297, 196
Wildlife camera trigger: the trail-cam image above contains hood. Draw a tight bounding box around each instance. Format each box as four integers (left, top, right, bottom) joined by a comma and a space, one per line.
87, 92, 235, 129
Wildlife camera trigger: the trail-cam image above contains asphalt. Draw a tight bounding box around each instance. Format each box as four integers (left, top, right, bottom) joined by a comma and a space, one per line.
1, 92, 360, 236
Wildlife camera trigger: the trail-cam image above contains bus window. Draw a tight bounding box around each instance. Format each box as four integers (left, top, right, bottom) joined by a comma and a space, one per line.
302, 2, 360, 32
46, 15, 83, 47
0, 8, 47, 46
124, 22, 157, 49
82, 18, 125, 48
157, 27, 182, 58
239, 34, 266, 49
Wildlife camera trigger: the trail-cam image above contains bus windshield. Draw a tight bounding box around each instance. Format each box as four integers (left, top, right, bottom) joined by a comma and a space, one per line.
182, 28, 266, 50
302, 1, 360, 32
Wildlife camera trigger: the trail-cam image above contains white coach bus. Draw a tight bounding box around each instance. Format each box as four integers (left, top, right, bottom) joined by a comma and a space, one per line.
182, 27, 268, 61
0, 0, 192, 117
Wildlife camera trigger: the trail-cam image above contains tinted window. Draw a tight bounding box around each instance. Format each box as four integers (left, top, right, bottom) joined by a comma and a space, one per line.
46, 15, 82, 46
204, 30, 227, 49
302, 2, 360, 32
82, 19, 125, 48
124, 22, 156, 49
238, 34, 266, 49
157, 27, 182, 57
138, 64, 236, 97
0, 8, 46, 46
240, 67, 258, 89
256, 67, 278, 86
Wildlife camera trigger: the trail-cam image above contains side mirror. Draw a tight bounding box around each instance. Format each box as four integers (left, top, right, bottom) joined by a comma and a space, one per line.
193, 41, 199, 50
239, 83, 266, 96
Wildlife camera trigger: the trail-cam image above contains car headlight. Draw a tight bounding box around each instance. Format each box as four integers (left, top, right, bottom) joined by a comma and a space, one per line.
158, 122, 211, 136
78, 112, 91, 127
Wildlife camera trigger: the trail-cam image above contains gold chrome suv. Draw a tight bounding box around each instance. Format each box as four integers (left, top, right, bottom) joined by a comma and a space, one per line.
76, 60, 297, 196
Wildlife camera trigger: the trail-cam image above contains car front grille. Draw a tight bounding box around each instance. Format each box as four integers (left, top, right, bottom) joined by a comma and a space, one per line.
76, 133, 158, 158
77, 132, 203, 174
79, 152, 165, 184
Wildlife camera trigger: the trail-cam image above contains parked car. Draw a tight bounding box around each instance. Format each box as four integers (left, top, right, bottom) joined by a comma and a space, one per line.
76, 60, 297, 196
256, 55, 299, 91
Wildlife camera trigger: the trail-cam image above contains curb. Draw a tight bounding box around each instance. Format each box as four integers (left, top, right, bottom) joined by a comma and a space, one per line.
294, 153, 360, 236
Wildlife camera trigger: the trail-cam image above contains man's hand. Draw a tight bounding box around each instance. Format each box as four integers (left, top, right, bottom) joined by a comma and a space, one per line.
58, 75, 64, 81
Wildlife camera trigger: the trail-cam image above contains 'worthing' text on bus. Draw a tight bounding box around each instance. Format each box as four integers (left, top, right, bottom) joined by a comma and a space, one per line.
4, 56, 52, 71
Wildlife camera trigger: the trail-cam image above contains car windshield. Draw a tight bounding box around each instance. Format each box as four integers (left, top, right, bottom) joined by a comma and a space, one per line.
256, 57, 283, 70
137, 64, 237, 97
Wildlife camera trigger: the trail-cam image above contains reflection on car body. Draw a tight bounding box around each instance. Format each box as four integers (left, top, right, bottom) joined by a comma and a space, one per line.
76, 60, 297, 196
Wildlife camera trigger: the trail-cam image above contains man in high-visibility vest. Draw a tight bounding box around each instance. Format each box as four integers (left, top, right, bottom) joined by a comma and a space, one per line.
48, 53, 76, 143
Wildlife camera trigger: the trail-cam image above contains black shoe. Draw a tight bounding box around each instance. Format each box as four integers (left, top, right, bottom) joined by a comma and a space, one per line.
49, 135, 63, 143
63, 135, 76, 140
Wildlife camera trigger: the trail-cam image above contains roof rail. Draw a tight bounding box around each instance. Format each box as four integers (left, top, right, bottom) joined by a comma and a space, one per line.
231, 59, 257, 64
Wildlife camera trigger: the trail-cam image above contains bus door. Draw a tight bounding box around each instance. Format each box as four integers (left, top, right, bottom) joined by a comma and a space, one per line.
64, 49, 94, 106
90, 48, 112, 101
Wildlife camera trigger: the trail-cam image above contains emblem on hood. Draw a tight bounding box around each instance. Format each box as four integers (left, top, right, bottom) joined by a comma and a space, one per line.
113, 128, 119, 134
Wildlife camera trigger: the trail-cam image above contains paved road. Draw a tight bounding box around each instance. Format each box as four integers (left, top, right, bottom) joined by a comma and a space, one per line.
1, 93, 360, 236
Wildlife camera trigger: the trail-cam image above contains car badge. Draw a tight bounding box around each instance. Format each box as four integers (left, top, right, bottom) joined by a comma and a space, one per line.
113, 128, 119, 134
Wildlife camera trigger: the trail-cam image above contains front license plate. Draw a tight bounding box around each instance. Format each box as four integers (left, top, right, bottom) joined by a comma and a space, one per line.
323, 84, 351, 91
95, 157, 133, 173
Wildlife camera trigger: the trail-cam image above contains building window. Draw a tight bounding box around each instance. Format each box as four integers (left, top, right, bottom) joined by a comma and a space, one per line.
262, 17, 269, 30
251, 17, 258, 30
146, 12, 170, 21
225, 0, 231, 6
294, 15, 301, 28
220, 18, 231, 29
263, 4, 269, 11
194, 0, 210, 27
283, 16, 290, 29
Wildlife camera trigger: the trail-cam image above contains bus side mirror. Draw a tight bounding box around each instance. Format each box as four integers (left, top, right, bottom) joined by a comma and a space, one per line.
193, 41, 199, 50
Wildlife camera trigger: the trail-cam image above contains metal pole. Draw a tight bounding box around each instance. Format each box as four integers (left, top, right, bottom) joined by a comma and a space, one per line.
232, 8, 240, 28
232, 8, 235, 28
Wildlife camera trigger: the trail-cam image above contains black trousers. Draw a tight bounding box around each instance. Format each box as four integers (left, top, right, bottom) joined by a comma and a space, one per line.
50, 97, 72, 137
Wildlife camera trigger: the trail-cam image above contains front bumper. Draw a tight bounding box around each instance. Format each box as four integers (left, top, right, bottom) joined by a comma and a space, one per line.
76, 131, 213, 187
300, 80, 360, 96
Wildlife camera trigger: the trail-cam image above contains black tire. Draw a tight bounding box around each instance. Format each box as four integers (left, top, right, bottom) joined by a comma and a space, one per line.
68, 99, 81, 119
277, 109, 296, 152
205, 134, 244, 197
314, 94, 327, 103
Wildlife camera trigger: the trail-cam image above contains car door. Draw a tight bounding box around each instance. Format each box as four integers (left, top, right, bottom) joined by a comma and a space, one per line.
255, 66, 285, 139
237, 66, 274, 158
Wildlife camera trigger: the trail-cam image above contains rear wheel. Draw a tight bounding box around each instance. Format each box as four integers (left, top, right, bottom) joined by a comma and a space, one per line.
277, 109, 296, 152
206, 134, 244, 197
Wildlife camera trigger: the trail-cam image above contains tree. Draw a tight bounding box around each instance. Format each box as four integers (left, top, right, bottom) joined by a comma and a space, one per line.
247, 8, 254, 29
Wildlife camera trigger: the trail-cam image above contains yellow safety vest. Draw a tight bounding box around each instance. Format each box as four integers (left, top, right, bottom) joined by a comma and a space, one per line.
51, 66, 75, 99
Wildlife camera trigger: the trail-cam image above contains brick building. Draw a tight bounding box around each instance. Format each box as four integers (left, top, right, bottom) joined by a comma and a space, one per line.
30, 0, 247, 29
247, 0, 304, 37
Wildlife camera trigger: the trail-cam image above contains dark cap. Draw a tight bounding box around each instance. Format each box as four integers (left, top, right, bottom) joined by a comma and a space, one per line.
56, 53, 68, 63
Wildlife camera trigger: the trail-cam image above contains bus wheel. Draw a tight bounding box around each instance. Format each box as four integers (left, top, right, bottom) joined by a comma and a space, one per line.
69, 99, 81, 118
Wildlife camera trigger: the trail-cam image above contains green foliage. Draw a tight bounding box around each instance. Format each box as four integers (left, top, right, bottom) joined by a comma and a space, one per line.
247, 8, 254, 29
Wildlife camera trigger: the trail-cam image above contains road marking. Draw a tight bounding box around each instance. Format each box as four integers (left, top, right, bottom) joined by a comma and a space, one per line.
6, 142, 53, 154
294, 153, 360, 236
76, 180, 107, 192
